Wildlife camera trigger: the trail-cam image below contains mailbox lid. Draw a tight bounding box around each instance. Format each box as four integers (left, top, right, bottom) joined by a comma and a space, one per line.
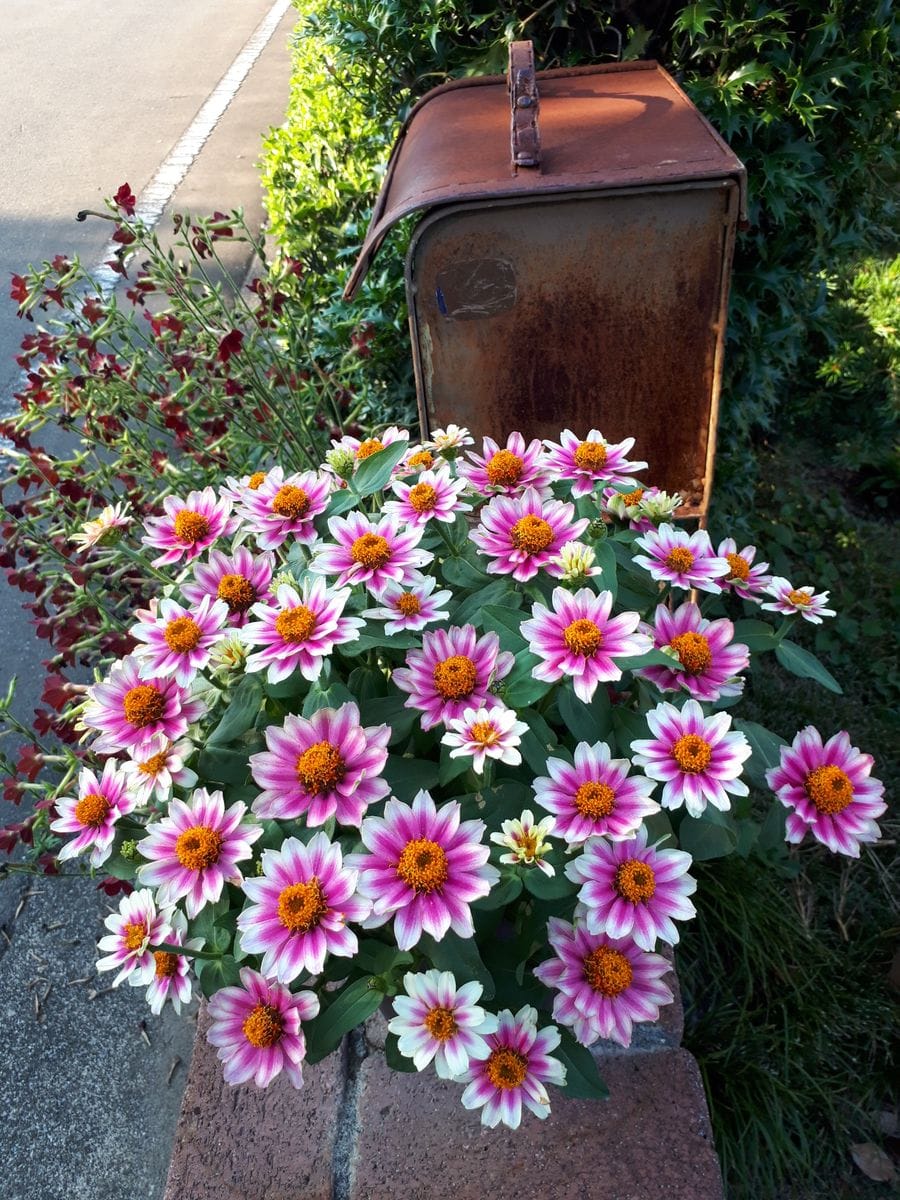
346, 60, 746, 299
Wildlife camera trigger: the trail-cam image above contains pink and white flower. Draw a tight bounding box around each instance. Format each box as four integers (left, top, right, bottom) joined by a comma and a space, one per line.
82, 656, 206, 755
470, 488, 589, 582
520, 587, 650, 702
71, 501, 132, 551
131, 594, 229, 686
638, 601, 750, 702
458, 432, 550, 497
602, 485, 651, 522
351, 790, 498, 951
491, 810, 556, 875
235, 466, 332, 549
765, 726, 886, 857
121, 735, 197, 806
383, 466, 471, 526
633, 524, 729, 593
311, 511, 431, 594
631, 699, 751, 817
392, 624, 515, 732
426, 424, 474, 452
136, 788, 263, 918
534, 920, 673, 1048
761, 578, 836, 623
441, 705, 528, 774
361, 574, 452, 635
544, 429, 647, 497
388, 970, 499, 1078
237, 834, 370, 981
459, 1006, 565, 1128
550, 541, 601, 583
218, 467, 271, 506
51, 759, 136, 868
141, 909, 202, 1015
181, 545, 275, 627
566, 825, 697, 949
250, 702, 390, 828
715, 537, 771, 599
206, 967, 319, 1089
96, 888, 173, 986
533, 741, 658, 846
333, 425, 409, 466
242, 578, 363, 684
141, 487, 237, 567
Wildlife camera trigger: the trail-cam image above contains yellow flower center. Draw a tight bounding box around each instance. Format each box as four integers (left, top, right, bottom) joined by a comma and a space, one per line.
407, 482, 438, 513
665, 547, 694, 573
725, 552, 750, 581
423, 1006, 458, 1041
247, 471, 266, 490
175, 825, 223, 871
510, 515, 554, 554
296, 741, 345, 795
242, 1003, 283, 1048
123, 922, 147, 952
173, 510, 210, 544
469, 720, 500, 748
356, 438, 384, 460
486, 1047, 528, 1090
787, 589, 812, 607
584, 946, 633, 996
670, 631, 713, 674
516, 831, 540, 858
396, 838, 449, 893
573, 441, 608, 471
485, 449, 523, 487
563, 618, 603, 657
574, 781, 616, 819
139, 751, 169, 777
217, 572, 257, 612
163, 616, 203, 654
122, 684, 166, 728
74, 791, 110, 827
395, 593, 421, 617
672, 733, 713, 774
620, 487, 644, 506
272, 485, 310, 520
350, 533, 392, 571
154, 951, 179, 978
614, 860, 657, 904
805, 765, 853, 814
433, 654, 477, 700
275, 605, 317, 644
408, 450, 434, 470
277, 878, 328, 933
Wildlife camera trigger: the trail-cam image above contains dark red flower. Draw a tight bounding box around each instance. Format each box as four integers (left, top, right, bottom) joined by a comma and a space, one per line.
97, 876, 133, 898
112, 226, 136, 246
113, 182, 137, 216
217, 329, 243, 364
10, 274, 28, 306
16, 744, 44, 782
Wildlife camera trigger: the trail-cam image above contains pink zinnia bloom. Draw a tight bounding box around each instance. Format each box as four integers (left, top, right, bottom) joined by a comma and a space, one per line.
534, 920, 673, 1048
96, 888, 173, 986
631, 699, 751, 818
51, 760, 136, 868
633, 524, 729, 593
361, 574, 452, 635
544, 429, 647, 498
388, 970, 499, 1078
236, 466, 332, 549
761, 577, 836, 623
206, 967, 319, 1089
470, 487, 589, 582
384, 466, 471, 527
121, 735, 196, 806
715, 537, 771, 599
458, 432, 551, 497
238, 833, 370, 981
82, 655, 206, 755
638, 601, 750, 702
566, 825, 697, 949
250, 702, 390, 827
351, 790, 498, 951
218, 467, 272, 506
131, 594, 229, 686
311, 511, 431, 595
533, 741, 658, 846
459, 1005, 565, 1128
141, 909, 202, 1015
765, 727, 886, 857
181, 545, 275, 627
141, 487, 237, 567
137, 787, 263, 917
442, 705, 528, 774
520, 587, 650, 702
331, 425, 409, 467
242, 579, 363, 684
602, 484, 652, 522
392, 624, 515, 732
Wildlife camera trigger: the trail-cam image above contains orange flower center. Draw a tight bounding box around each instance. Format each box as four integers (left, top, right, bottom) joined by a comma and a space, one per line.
396, 838, 448, 893
563, 618, 603, 657
74, 791, 110, 827
123, 922, 147, 952
665, 547, 694, 573
154, 951, 179, 978
217, 572, 256, 612
805, 765, 853, 814
356, 438, 384, 460
275, 605, 317, 643
408, 450, 434, 470
350, 533, 391, 570
272, 484, 310, 520
407, 482, 438, 513
173, 510, 210, 544
574, 781, 616, 819
670, 631, 713, 674
139, 751, 169, 777
787, 590, 812, 606
486, 1047, 528, 1090
516, 831, 540, 858
469, 720, 500, 747
725, 552, 750, 581
485, 449, 523, 487
395, 593, 421, 616
615, 860, 657, 904
584, 946, 633, 995
510, 515, 554, 554
164, 616, 203, 654
123, 684, 166, 728
296, 741, 345, 795
423, 1006, 458, 1041
433, 654, 477, 700
672, 733, 713, 774
247, 471, 266, 490
620, 487, 645, 506
242, 1003, 283, 1048
277, 878, 328, 933
175, 825, 223, 871
573, 441, 608, 471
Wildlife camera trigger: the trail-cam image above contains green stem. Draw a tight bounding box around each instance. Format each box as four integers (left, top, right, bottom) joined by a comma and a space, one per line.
150, 941, 222, 961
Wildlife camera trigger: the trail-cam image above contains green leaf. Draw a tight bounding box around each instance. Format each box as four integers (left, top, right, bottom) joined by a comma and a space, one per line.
591, 541, 618, 599
611, 707, 647, 756
617, 649, 680, 671
678, 809, 737, 860
524, 867, 577, 899
473, 873, 523, 910
208, 675, 264, 745
732, 618, 778, 652
441, 556, 489, 589
450, 581, 518, 630
438, 743, 472, 787
352, 440, 409, 496
323, 487, 359, 518
384, 1031, 418, 1072
354, 939, 414, 977
338, 630, 420, 657
503, 649, 550, 707
304, 977, 384, 1064
481, 604, 528, 653
196, 746, 251, 787
302, 680, 355, 715
419, 932, 494, 1000
359, 691, 418, 746
518, 708, 561, 774
733, 719, 787, 790
555, 1029, 609, 1100
557, 682, 612, 744
196, 955, 240, 998
775, 641, 843, 693
382, 755, 440, 797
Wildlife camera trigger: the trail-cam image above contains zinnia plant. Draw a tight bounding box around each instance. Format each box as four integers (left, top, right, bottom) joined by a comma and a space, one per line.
5, 427, 887, 1127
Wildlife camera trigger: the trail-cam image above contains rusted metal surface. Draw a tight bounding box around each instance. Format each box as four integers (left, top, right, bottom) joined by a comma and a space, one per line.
508, 41, 541, 170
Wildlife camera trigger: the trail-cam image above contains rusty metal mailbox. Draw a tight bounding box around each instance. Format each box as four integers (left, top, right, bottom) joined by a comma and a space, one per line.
345, 45, 746, 519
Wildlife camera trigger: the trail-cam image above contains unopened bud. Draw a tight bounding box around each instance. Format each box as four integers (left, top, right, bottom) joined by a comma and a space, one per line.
326, 447, 356, 480
588, 517, 608, 541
